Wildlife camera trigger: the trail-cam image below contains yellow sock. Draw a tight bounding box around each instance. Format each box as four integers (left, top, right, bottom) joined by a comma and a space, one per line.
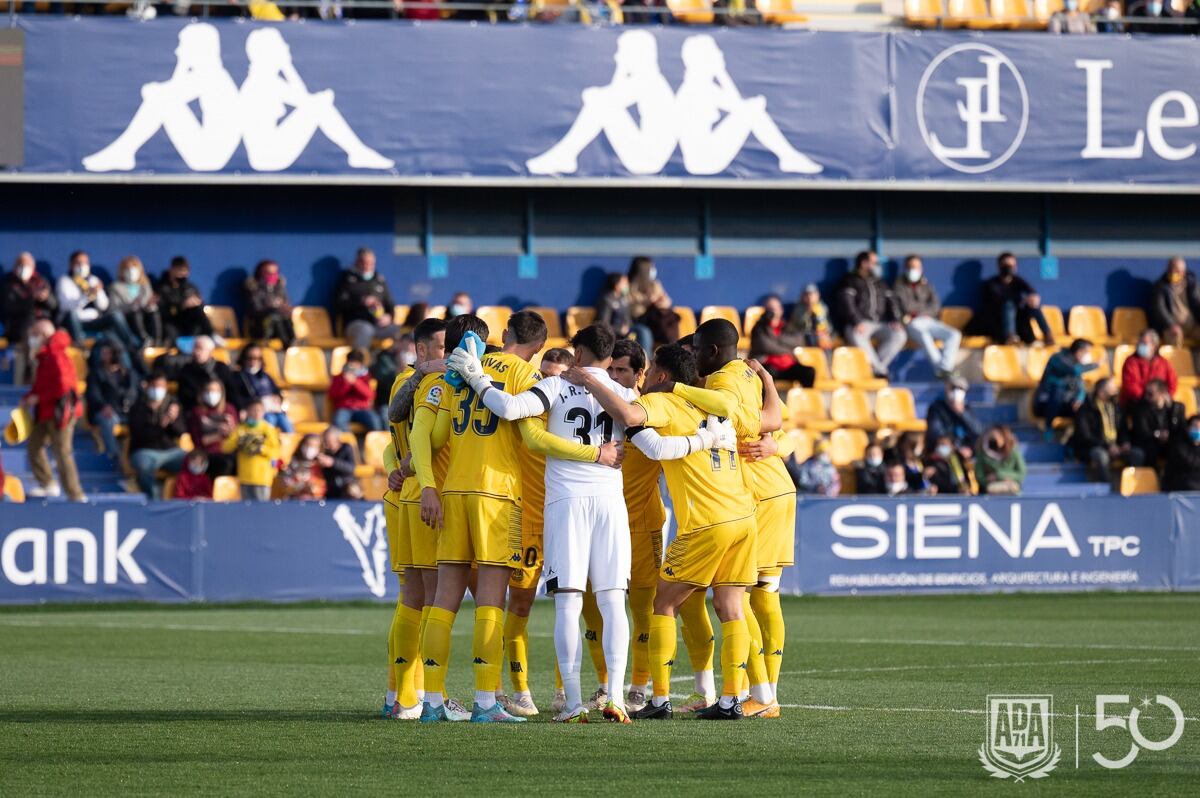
628, 586, 655, 686
387, 596, 403, 695
742, 592, 768, 694
720, 619, 750, 698
648, 613, 677, 698
420, 607, 455, 697
554, 660, 563, 691
504, 611, 531, 693
416, 605, 430, 696
473, 606, 505, 693
751, 587, 785, 688
581, 591, 608, 685
396, 605, 422, 707
678, 591, 714, 673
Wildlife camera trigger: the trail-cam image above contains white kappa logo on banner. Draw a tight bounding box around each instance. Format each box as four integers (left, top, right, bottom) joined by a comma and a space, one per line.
979, 695, 1061, 781
83, 23, 393, 173
916, 43, 1029, 174
332, 504, 389, 598
528, 30, 822, 177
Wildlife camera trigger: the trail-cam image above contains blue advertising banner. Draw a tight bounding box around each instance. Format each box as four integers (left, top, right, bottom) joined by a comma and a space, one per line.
11, 18, 1200, 188
1170, 493, 1200, 591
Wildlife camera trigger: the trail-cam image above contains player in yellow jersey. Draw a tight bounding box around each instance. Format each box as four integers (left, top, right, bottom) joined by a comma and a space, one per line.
412, 312, 619, 723
567, 343, 753, 720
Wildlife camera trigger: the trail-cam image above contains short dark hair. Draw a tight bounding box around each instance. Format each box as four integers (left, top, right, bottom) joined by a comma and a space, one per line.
507, 310, 548, 346
170, 256, 189, 268
653, 343, 698, 386
695, 318, 740, 350
541, 348, 574, 367
68, 250, 87, 264
603, 272, 626, 293
412, 317, 446, 346
904, 254, 921, 268
612, 339, 645, 373
245, 396, 265, 409
571, 323, 616, 361
997, 251, 1016, 266
854, 250, 876, 269
1069, 338, 1092, 355
676, 333, 694, 350
346, 349, 368, 366
628, 256, 654, 280
444, 314, 489, 352
1146, 378, 1169, 395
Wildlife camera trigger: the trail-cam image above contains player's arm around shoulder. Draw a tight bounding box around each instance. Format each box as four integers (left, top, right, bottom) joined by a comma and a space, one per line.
563, 366, 647, 428
518, 415, 620, 467
481, 375, 560, 422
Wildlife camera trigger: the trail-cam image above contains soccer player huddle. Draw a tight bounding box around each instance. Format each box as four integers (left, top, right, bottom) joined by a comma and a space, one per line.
380, 309, 796, 723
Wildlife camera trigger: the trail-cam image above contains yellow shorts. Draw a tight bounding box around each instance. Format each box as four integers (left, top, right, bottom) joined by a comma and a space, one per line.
438, 492, 522, 568
388, 492, 441, 571
384, 494, 406, 575
661, 515, 757, 588
630, 526, 664, 589
755, 494, 797, 571
510, 516, 543, 590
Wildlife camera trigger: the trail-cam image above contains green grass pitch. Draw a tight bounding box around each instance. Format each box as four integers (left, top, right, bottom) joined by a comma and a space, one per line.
1, 593, 1198, 796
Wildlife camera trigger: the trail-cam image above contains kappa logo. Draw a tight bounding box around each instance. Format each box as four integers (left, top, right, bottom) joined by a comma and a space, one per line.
473, 657, 487, 665
979, 695, 1061, 781
331, 504, 389, 598
916, 43, 1029, 175
423, 658, 439, 667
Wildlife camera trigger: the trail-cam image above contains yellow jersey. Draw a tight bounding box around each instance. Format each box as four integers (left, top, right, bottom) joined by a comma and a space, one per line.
519, 428, 547, 531
402, 372, 452, 502
438, 352, 539, 502
634, 391, 755, 532
221, 422, 280, 488
622, 442, 665, 533
387, 367, 417, 464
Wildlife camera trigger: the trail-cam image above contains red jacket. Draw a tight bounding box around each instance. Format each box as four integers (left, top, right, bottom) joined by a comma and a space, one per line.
1121, 354, 1177, 407
27, 330, 80, 427
173, 469, 213, 500
329, 372, 375, 411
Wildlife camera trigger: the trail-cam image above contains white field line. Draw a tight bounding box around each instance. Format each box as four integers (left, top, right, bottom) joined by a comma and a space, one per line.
0, 618, 553, 638
668, 657, 1176, 682
801, 636, 1200, 653
773, 703, 1200, 723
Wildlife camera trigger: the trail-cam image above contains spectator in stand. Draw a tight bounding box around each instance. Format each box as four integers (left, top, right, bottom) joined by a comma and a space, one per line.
789, 283, 834, 350
596, 272, 645, 349
1071, 377, 1135, 481
173, 450, 214, 501
229, 344, 292, 432
221, 397, 281, 501
446, 291, 474, 319
1128, 0, 1178, 32
128, 372, 188, 499
854, 442, 887, 495
330, 349, 383, 431
279, 433, 328, 500
188, 378, 239, 478
749, 294, 816, 385
1148, 257, 1200, 347
157, 256, 214, 341
1033, 339, 1099, 422
891, 431, 933, 493
84, 341, 139, 465
20, 320, 84, 501
177, 335, 236, 412
397, 0, 441, 20
318, 425, 363, 499
883, 463, 915, 496
1128, 379, 1186, 467
403, 302, 429, 328
1049, 0, 1098, 32
925, 375, 983, 459
790, 438, 840, 496
56, 250, 142, 354
1097, 0, 1127, 32
1120, 329, 1177, 407
628, 255, 679, 346
1165, 414, 1200, 491
244, 259, 295, 347
835, 250, 907, 379
108, 256, 162, 347
370, 334, 417, 417
925, 434, 972, 495
975, 424, 1026, 495
969, 253, 1054, 345
893, 254, 961, 378
2, 252, 58, 354
334, 247, 399, 350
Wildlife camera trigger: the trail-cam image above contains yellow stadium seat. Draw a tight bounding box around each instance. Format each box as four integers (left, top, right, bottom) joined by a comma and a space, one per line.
566, 307, 596, 339
757, 0, 809, 22
700, 305, 747, 349
831, 347, 887, 390
211, 348, 232, 365
426, 305, 447, 320
1111, 307, 1148, 345
1112, 344, 1135, 386
1160, 346, 1199, 388
1068, 306, 1114, 346
787, 428, 814, 463
1082, 343, 1111, 385
161, 477, 176, 500
525, 306, 568, 349
204, 305, 240, 339
990, 0, 1041, 27
143, 346, 168, 370
393, 305, 411, 326
743, 306, 766, 339
787, 387, 838, 433
830, 387, 878, 431
1033, 0, 1064, 21
476, 306, 514, 346
361, 473, 389, 501
675, 307, 698, 341
283, 346, 331, 392
3, 474, 25, 503
795, 347, 839, 391
260, 348, 287, 388
946, 0, 1006, 26
905, 0, 944, 26
363, 431, 391, 472
1176, 387, 1199, 417
983, 345, 1034, 389
291, 306, 344, 349
830, 428, 869, 467
278, 432, 301, 465
1025, 346, 1060, 383
282, 389, 326, 434
941, 306, 991, 349
1119, 467, 1159, 496
1034, 306, 1066, 344
667, 0, 714, 23
65, 346, 88, 394
329, 345, 352, 378
212, 476, 241, 502
875, 387, 927, 432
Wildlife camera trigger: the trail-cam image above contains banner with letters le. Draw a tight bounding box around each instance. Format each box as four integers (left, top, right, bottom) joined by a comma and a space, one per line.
11, 18, 1200, 187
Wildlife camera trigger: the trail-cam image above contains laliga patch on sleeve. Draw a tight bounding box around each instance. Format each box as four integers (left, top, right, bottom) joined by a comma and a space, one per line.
425, 385, 443, 405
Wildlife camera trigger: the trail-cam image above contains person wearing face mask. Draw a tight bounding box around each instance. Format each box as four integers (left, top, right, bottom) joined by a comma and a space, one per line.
1033, 339, 1099, 423
156, 256, 214, 342
749, 294, 816, 386
974, 425, 1026, 496
1148, 257, 1200, 347
894, 431, 934, 494
446, 291, 474, 320
177, 335, 237, 412
84, 341, 139, 465
1049, 0, 1097, 32
925, 376, 984, 460
173, 450, 214, 501
222, 397, 282, 501
1121, 329, 1178, 407
318, 424, 363, 500
1071, 378, 1137, 482
893, 254, 961, 379
280, 434, 328, 500
56, 250, 142, 355
334, 247, 400, 350
128, 372, 188, 499
230, 344, 292, 432
3, 252, 59, 378
1096, 0, 1127, 32
627, 255, 679, 347
1129, 0, 1178, 33
788, 283, 834, 350
20, 319, 85, 501
1165, 414, 1200, 492
108, 255, 163, 347
329, 349, 383, 431
925, 435, 971, 495
596, 272, 647, 350
969, 253, 1054, 345
883, 463, 914, 497
1128, 379, 1186, 468
835, 250, 907, 379
187, 379, 239, 478
854, 442, 888, 495
790, 439, 841, 496
244, 259, 295, 347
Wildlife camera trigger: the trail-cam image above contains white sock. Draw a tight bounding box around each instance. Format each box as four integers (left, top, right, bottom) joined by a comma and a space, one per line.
719, 695, 736, 709
769, 682, 778, 700
652, 695, 669, 708
426, 693, 444, 709
554, 591, 585, 711
594, 588, 630, 707
696, 669, 715, 698
738, 688, 750, 702
417, 689, 425, 701
475, 690, 496, 710
751, 683, 774, 705
385, 690, 397, 705
633, 683, 648, 693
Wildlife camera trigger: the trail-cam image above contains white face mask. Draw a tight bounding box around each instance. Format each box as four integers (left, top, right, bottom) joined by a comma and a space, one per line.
936, 444, 953, 459
401, 351, 418, 366
866, 455, 883, 468
951, 388, 967, 404
907, 268, 922, 283
147, 386, 167, 403
27, 335, 44, 352
817, 453, 831, 465
1077, 351, 1093, 366
125, 268, 141, 283
450, 303, 469, 317
203, 391, 222, 407
73, 262, 90, 278
18, 265, 34, 281
246, 364, 262, 375
887, 481, 907, 495
302, 446, 320, 460
648, 267, 658, 282
1148, 0, 1163, 13
188, 461, 207, 475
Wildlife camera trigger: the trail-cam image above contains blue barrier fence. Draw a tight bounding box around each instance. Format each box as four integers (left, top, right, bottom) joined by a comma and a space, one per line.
1, 494, 1197, 603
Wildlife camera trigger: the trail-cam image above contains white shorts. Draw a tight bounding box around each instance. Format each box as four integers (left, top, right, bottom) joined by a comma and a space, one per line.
543, 496, 631, 594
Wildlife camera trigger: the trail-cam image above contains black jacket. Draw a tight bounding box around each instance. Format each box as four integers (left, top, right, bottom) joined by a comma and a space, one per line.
1165, 432, 1200, 492
927, 454, 970, 495
2, 272, 58, 341
854, 462, 887, 495
333, 271, 395, 327
1070, 398, 1126, 461
177, 359, 236, 411
925, 397, 984, 452
84, 362, 139, 423
835, 271, 900, 330
128, 398, 187, 452
967, 274, 1036, 338
1148, 272, 1200, 336
892, 277, 942, 320
323, 443, 360, 498
1128, 399, 1187, 462
596, 292, 633, 337
156, 274, 205, 321
245, 276, 292, 323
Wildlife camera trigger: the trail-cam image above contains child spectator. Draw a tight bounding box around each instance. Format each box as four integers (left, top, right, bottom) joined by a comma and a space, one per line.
157, 256, 213, 341
1120, 329, 1178, 407
279, 433, 328, 500
108, 255, 162, 347
188, 378, 239, 477
975, 425, 1026, 495
788, 283, 834, 350
1165, 415, 1200, 492
790, 439, 840, 496
221, 398, 281, 501
329, 349, 383, 431
229, 344, 292, 432
854, 442, 887, 495
174, 450, 214, 500
318, 425, 362, 499
925, 434, 972, 495
244, 259, 294, 346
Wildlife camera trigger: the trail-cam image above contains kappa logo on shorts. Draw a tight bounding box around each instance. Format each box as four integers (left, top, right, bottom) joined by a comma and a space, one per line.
473, 657, 488, 665
664, 567, 675, 577
332, 504, 389, 598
